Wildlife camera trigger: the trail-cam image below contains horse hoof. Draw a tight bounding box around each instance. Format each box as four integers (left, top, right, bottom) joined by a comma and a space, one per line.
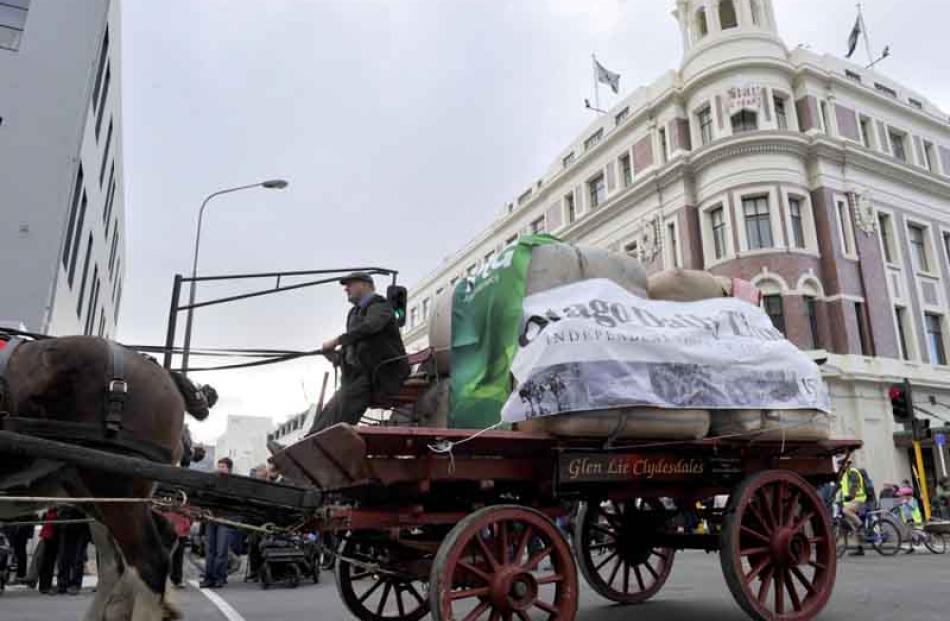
163, 601, 183, 620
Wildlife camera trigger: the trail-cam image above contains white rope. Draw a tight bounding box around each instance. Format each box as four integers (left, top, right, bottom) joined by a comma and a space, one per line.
0, 495, 173, 505
426, 421, 508, 474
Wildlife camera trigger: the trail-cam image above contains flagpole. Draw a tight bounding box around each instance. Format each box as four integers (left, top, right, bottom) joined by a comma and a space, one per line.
592, 53, 601, 114
857, 3, 873, 66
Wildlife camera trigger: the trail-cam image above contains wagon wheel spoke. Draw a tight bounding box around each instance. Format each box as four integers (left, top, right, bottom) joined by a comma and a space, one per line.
756, 566, 774, 604
406, 582, 426, 605
475, 532, 500, 571
745, 501, 773, 535
783, 568, 803, 612
534, 599, 560, 617
634, 564, 646, 591
514, 525, 535, 562
651, 548, 670, 561
376, 582, 392, 616
759, 489, 779, 531
784, 489, 803, 528
450, 586, 491, 601
642, 558, 660, 581
589, 523, 617, 540
588, 542, 614, 552
358, 578, 385, 604
594, 551, 618, 572
536, 574, 564, 585
607, 556, 622, 588
740, 525, 772, 545
599, 505, 623, 530
458, 560, 492, 584
789, 510, 816, 536
524, 546, 552, 571
774, 481, 786, 527
744, 555, 771, 583
395, 585, 407, 617
807, 559, 827, 571
515, 610, 531, 621
488, 609, 501, 621
773, 569, 784, 614
622, 560, 630, 594
790, 565, 817, 596
739, 546, 771, 557
350, 570, 373, 581
462, 600, 492, 621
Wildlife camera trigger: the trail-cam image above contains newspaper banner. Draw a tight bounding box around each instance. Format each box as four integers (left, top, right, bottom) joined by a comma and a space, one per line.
501, 279, 830, 423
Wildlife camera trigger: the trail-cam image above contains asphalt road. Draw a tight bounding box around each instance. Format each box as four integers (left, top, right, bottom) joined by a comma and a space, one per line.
2, 550, 948, 621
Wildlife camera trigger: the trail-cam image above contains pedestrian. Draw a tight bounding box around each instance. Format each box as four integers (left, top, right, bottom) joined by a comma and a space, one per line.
839, 466, 871, 556
936, 477, 950, 519
37, 508, 60, 594
56, 506, 89, 594
158, 510, 192, 589
3, 518, 34, 584
200, 457, 234, 589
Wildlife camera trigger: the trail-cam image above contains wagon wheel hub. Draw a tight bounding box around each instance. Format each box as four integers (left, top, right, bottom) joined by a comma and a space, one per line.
490, 567, 539, 612
770, 527, 812, 567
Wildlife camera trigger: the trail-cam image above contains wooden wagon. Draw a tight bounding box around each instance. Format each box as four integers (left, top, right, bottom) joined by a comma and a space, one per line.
273, 424, 860, 621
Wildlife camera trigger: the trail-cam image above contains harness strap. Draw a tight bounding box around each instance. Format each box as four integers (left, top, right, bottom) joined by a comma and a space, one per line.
0, 416, 173, 464
105, 341, 128, 434
0, 337, 24, 412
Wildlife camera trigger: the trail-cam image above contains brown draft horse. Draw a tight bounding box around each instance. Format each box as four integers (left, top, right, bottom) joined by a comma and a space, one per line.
0, 335, 209, 620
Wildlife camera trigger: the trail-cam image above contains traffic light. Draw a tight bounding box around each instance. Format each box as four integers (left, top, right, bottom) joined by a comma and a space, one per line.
387, 285, 408, 327
889, 382, 911, 424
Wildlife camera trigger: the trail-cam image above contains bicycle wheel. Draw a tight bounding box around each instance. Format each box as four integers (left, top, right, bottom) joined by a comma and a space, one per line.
869, 519, 902, 556
833, 520, 850, 559
923, 531, 947, 554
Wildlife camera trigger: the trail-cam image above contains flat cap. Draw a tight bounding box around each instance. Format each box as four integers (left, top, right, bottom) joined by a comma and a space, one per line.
338, 271, 374, 285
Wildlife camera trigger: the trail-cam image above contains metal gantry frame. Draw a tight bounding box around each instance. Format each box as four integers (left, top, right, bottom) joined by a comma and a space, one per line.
163, 267, 398, 372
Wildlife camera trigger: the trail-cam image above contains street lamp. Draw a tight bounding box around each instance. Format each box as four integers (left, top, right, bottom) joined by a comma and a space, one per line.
180, 179, 289, 375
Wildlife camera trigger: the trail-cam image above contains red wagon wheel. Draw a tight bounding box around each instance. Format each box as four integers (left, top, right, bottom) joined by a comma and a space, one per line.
720, 470, 837, 621
336, 537, 430, 621
429, 505, 578, 621
574, 499, 675, 604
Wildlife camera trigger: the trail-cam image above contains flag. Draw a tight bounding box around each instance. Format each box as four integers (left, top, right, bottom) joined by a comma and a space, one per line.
845, 14, 861, 58
593, 57, 620, 94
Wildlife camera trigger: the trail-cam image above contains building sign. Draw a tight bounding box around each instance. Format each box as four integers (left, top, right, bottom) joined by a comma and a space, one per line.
727, 84, 762, 113
559, 453, 705, 483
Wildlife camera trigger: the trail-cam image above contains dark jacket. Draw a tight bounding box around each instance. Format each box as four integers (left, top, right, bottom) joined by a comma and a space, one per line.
338, 294, 410, 397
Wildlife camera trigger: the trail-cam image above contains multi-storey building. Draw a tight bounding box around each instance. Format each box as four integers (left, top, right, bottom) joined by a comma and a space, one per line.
405, 0, 950, 489
0, 0, 125, 337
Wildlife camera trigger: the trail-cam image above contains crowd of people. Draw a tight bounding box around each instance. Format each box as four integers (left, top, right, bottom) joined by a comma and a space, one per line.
2, 505, 91, 594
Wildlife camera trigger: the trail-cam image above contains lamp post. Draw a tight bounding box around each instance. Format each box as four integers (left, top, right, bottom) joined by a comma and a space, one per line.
180, 179, 289, 375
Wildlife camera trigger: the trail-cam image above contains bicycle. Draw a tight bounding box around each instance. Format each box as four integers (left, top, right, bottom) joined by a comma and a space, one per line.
886, 504, 947, 555
833, 506, 903, 557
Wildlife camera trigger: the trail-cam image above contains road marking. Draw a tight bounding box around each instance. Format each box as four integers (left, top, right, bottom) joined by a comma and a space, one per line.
188, 580, 248, 621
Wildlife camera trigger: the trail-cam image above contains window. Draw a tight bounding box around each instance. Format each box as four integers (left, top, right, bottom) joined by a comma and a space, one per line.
788, 197, 805, 248
92, 29, 109, 111
908, 224, 930, 272
667, 222, 679, 268
742, 195, 772, 249
619, 153, 632, 187
878, 213, 895, 263
584, 129, 603, 151
874, 82, 897, 98
889, 130, 906, 161
698, 106, 713, 145
750, 0, 762, 25
909, 98, 923, 110
409, 306, 419, 329
565, 193, 576, 224
62, 165, 84, 270
76, 234, 93, 317
624, 240, 639, 259
615, 107, 629, 126
562, 152, 575, 168
836, 199, 854, 256
895, 307, 911, 361
923, 141, 937, 173
710, 206, 727, 259
588, 174, 606, 208
95, 65, 111, 138
84, 271, 100, 336
859, 116, 873, 148
484, 249, 495, 265
774, 96, 788, 130
108, 221, 119, 275
762, 295, 785, 335
0, 0, 29, 52
805, 296, 820, 349
505, 235, 518, 246
695, 8, 708, 38
944, 232, 950, 266
102, 164, 115, 224
855, 301, 871, 355
517, 188, 532, 205
422, 298, 431, 321
530, 215, 545, 234
845, 69, 862, 83
719, 0, 738, 29
465, 264, 477, 276
67, 192, 87, 286
658, 127, 668, 163
820, 101, 830, 135
925, 313, 947, 365
731, 110, 757, 133
99, 119, 113, 186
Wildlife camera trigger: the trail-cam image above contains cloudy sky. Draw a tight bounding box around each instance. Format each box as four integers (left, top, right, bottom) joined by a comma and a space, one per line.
116, 0, 950, 443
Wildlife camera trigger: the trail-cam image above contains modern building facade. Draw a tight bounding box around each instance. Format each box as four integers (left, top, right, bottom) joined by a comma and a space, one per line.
0, 0, 125, 337
267, 404, 318, 448
214, 415, 274, 477
405, 0, 950, 490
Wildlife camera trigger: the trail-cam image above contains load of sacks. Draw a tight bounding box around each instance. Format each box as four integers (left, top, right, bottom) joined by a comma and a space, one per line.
417, 241, 831, 441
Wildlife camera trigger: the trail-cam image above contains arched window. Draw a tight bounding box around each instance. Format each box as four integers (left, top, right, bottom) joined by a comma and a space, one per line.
731, 110, 758, 133
757, 279, 785, 335
750, 0, 762, 26
695, 7, 709, 38
719, 0, 738, 29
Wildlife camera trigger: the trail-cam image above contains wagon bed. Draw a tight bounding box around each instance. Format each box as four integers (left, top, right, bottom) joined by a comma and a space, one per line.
272, 424, 859, 621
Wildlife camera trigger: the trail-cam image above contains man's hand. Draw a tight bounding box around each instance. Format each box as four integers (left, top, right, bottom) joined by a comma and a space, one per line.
321, 338, 340, 353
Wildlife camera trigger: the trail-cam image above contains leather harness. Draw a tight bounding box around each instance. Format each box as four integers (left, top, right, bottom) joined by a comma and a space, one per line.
0, 337, 172, 464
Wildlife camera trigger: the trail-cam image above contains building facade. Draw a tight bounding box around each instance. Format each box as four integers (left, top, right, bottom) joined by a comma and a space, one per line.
405, 0, 950, 490
0, 0, 125, 337
214, 415, 274, 477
